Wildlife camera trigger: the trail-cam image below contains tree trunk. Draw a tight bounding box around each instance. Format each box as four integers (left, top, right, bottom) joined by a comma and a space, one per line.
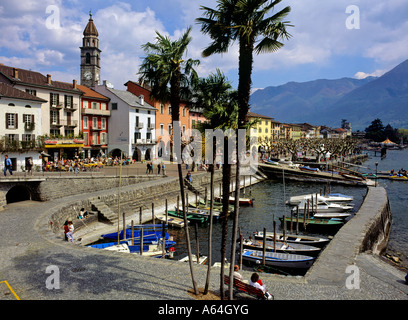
171, 69, 198, 295
220, 135, 231, 300
204, 139, 216, 295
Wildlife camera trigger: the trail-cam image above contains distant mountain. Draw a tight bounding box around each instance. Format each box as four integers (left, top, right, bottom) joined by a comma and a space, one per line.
249, 58, 408, 130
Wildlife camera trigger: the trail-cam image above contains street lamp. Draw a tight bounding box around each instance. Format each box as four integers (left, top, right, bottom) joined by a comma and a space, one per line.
375, 162, 378, 187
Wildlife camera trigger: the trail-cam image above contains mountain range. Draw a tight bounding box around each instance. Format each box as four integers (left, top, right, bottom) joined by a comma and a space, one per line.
249, 59, 408, 131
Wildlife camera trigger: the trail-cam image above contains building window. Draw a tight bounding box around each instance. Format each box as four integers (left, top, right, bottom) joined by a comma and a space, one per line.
6, 113, 17, 129
50, 93, 59, 106
111, 102, 117, 110
25, 89, 37, 96
168, 124, 172, 135
100, 132, 107, 144
101, 118, 106, 129
83, 132, 89, 145
83, 116, 88, 129
160, 104, 164, 114
65, 95, 73, 108
134, 132, 141, 141
168, 105, 172, 115
92, 102, 98, 109
182, 107, 185, 117
83, 100, 88, 109
86, 53, 91, 64
92, 117, 98, 129
160, 124, 164, 136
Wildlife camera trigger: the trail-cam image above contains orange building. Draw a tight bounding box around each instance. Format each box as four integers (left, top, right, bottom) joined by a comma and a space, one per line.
77, 84, 110, 157
124, 80, 190, 142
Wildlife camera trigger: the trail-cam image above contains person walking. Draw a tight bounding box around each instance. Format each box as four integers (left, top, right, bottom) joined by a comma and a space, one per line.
4, 155, 12, 176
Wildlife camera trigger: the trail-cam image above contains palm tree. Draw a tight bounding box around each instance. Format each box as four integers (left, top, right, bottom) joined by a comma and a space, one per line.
197, 0, 293, 299
139, 26, 200, 295
193, 70, 237, 295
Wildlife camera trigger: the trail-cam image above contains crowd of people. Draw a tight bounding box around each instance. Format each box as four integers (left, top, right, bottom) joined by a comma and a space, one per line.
42, 156, 137, 172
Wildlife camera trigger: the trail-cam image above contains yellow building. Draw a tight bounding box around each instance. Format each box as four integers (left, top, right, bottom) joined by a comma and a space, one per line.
288, 123, 302, 140
247, 112, 273, 141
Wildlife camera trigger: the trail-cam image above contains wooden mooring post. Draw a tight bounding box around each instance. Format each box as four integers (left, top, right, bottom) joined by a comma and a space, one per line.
262, 227, 267, 266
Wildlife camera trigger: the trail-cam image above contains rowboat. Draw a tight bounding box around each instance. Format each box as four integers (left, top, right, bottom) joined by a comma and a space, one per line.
178, 254, 208, 265
167, 210, 208, 223
286, 193, 353, 205
253, 231, 330, 248
299, 166, 319, 172
101, 229, 169, 242
175, 206, 221, 220
297, 198, 354, 213
279, 216, 344, 233
241, 249, 315, 269
88, 239, 176, 251
102, 243, 175, 257
214, 196, 253, 206
242, 238, 321, 256
155, 215, 186, 228
312, 212, 351, 219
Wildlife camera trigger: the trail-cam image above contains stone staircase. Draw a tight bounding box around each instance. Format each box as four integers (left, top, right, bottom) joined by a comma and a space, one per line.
90, 198, 117, 223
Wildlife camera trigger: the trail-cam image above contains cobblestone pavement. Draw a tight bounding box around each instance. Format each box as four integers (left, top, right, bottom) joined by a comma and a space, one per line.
0, 181, 407, 302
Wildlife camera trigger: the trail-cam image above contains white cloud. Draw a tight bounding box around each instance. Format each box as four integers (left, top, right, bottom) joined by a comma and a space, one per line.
354, 70, 386, 79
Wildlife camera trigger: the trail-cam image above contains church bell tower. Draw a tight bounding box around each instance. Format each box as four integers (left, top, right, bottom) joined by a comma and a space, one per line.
80, 12, 101, 88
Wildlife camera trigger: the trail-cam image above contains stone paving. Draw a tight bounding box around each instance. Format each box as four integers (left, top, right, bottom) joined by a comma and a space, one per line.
0, 171, 407, 303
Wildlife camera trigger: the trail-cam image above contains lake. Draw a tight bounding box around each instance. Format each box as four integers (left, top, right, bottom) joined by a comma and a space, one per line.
170, 148, 408, 272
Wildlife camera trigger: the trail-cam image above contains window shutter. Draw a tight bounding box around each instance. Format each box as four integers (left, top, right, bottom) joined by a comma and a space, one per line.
15, 113, 18, 129
6, 113, 9, 129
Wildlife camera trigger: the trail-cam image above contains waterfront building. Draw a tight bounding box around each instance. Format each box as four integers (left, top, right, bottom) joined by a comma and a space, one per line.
271, 119, 281, 142
189, 107, 207, 130
95, 81, 156, 160
77, 85, 110, 158
247, 111, 273, 140
0, 82, 46, 172
0, 64, 83, 159
124, 80, 190, 157
288, 123, 302, 140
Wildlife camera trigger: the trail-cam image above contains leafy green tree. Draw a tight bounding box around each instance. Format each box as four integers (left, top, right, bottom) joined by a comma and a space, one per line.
197, 0, 292, 299
139, 27, 200, 295
365, 118, 385, 142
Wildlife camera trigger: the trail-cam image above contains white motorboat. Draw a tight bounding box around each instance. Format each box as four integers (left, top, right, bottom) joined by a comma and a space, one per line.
296, 198, 354, 213
287, 193, 353, 206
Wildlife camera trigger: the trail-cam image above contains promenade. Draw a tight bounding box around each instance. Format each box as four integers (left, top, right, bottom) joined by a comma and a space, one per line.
0, 164, 407, 304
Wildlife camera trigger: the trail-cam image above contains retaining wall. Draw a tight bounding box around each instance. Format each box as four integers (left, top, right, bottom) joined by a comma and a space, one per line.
306, 186, 392, 285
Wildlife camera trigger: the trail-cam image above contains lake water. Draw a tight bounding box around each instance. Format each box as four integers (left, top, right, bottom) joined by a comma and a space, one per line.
170, 148, 408, 272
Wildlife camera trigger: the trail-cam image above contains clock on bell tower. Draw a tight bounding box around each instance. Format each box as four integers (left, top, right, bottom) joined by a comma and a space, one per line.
80, 12, 101, 88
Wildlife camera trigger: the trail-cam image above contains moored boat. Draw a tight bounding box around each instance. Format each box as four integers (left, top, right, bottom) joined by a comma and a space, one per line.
155, 215, 186, 228
296, 198, 354, 213
242, 238, 321, 256
241, 249, 315, 269
214, 196, 253, 206
167, 210, 208, 223
253, 231, 330, 248
279, 216, 344, 233
287, 193, 353, 206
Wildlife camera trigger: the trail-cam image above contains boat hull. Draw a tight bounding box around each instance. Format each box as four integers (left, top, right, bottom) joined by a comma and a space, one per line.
253, 231, 330, 248
241, 249, 315, 269
242, 239, 321, 256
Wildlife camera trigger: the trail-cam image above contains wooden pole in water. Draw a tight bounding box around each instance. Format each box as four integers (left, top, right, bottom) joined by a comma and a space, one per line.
177, 196, 180, 215
273, 221, 276, 252
262, 227, 267, 265
165, 199, 168, 223
239, 230, 243, 270
152, 203, 155, 225
139, 207, 142, 225
290, 209, 293, 234
296, 206, 299, 234
117, 151, 123, 245
162, 221, 166, 259
283, 214, 286, 241
122, 212, 126, 240
195, 223, 200, 264
131, 220, 134, 245
204, 187, 207, 206
140, 227, 144, 255
303, 202, 306, 230
307, 199, 310, 219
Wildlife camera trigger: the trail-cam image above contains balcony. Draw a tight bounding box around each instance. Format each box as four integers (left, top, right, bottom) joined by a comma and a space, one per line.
60, 120, 78, 127
132, 138, 156, 147
50, 103, 63, 109
91, 124, 104, 131
135, 122, 144, 129
24, 122, 35, 131
147, 123, 155, 130
81, 108, 111, 117
65, 103, 78, 111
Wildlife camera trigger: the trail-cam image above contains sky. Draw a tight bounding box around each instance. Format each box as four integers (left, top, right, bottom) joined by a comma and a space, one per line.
0, 0, 407, 92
